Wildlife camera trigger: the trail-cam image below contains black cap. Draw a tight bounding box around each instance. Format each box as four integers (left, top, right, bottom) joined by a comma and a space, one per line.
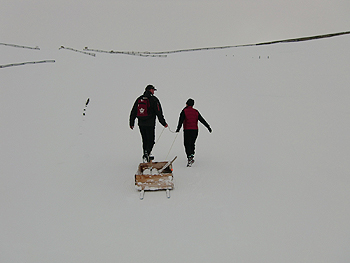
145, 84, 157, 91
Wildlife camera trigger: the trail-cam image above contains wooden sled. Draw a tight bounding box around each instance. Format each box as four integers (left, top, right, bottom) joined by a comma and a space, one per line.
135, 156, 177, 199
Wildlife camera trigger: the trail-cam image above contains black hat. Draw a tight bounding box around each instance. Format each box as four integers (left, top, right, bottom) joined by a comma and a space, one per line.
145, 84, 157, 91
186, 98, 194, 106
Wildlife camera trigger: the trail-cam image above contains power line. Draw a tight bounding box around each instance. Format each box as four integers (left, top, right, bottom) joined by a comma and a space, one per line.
59, 46, 96, 57
141, 30, 350, 55
84, 30, 350, 57
0, 60, 55, 69
0, 43, 40, 50
83, 47, 167, 57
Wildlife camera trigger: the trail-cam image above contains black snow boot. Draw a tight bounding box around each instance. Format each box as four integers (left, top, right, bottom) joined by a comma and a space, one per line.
143, 151, 149, 163
187, 154, 195, 167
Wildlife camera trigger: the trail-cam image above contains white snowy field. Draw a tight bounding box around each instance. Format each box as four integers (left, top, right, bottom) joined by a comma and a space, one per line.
1, 36, 350, 263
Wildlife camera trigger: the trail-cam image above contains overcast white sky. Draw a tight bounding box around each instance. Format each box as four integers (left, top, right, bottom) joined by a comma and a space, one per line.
1, 0, 350, 51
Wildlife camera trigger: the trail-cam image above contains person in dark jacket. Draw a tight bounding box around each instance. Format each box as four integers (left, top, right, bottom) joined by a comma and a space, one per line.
130, 84, 168, 162
176, 98, 212, 166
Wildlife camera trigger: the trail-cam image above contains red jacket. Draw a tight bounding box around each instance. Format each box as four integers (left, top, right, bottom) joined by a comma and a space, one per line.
176, 106, 211, 131
183, 106, 199, 129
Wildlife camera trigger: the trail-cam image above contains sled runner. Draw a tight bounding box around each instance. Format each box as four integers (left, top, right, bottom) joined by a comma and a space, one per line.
135, 156, 177, 200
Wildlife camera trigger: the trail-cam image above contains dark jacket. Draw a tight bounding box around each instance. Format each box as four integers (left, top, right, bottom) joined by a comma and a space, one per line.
176, 106, 211, 132
130, 90, 167, 127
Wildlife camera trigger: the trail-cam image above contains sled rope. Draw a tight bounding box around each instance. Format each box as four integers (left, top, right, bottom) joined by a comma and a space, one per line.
166, 133, 178, 160
167, 125, 177, 133
154, 126, 166, 146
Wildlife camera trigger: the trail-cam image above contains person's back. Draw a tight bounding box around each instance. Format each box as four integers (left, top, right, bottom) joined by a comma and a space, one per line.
130, 88, 167, 128
129, 84, 168, 162
183, 106, 199, 130
176, 98, 212, 167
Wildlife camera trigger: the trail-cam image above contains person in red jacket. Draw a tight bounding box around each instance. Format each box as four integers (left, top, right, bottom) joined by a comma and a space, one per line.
176, 98, 212, 166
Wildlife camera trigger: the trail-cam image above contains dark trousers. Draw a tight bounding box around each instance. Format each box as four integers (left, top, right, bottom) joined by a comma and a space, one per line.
139, 126, 155, 154
183, 129, 198, 158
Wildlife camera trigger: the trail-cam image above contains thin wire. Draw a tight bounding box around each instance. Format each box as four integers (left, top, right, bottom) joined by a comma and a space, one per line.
83, 30, 350, 57
166, 133, 179, 160
59, 46, 96, 57
167, 125, 177, 133
0, 43, 40, 50
84, 47, 167, 58
154, 126, 165, 147
0, 60, 55, 69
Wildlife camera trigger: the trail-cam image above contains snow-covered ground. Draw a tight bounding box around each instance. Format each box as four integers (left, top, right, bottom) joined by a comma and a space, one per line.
1, 35, 350, 262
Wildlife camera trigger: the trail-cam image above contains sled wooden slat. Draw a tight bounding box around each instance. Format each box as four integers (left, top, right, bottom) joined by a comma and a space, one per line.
135, 160, 174, 191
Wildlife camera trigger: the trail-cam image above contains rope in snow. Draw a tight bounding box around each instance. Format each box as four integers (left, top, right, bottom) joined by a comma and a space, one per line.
0, 60, 55, 69
0, 42, 40, 50
59, 46, 96, 57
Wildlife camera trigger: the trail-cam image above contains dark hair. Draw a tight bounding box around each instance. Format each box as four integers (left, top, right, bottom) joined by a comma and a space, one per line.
186, 98, 194, 106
